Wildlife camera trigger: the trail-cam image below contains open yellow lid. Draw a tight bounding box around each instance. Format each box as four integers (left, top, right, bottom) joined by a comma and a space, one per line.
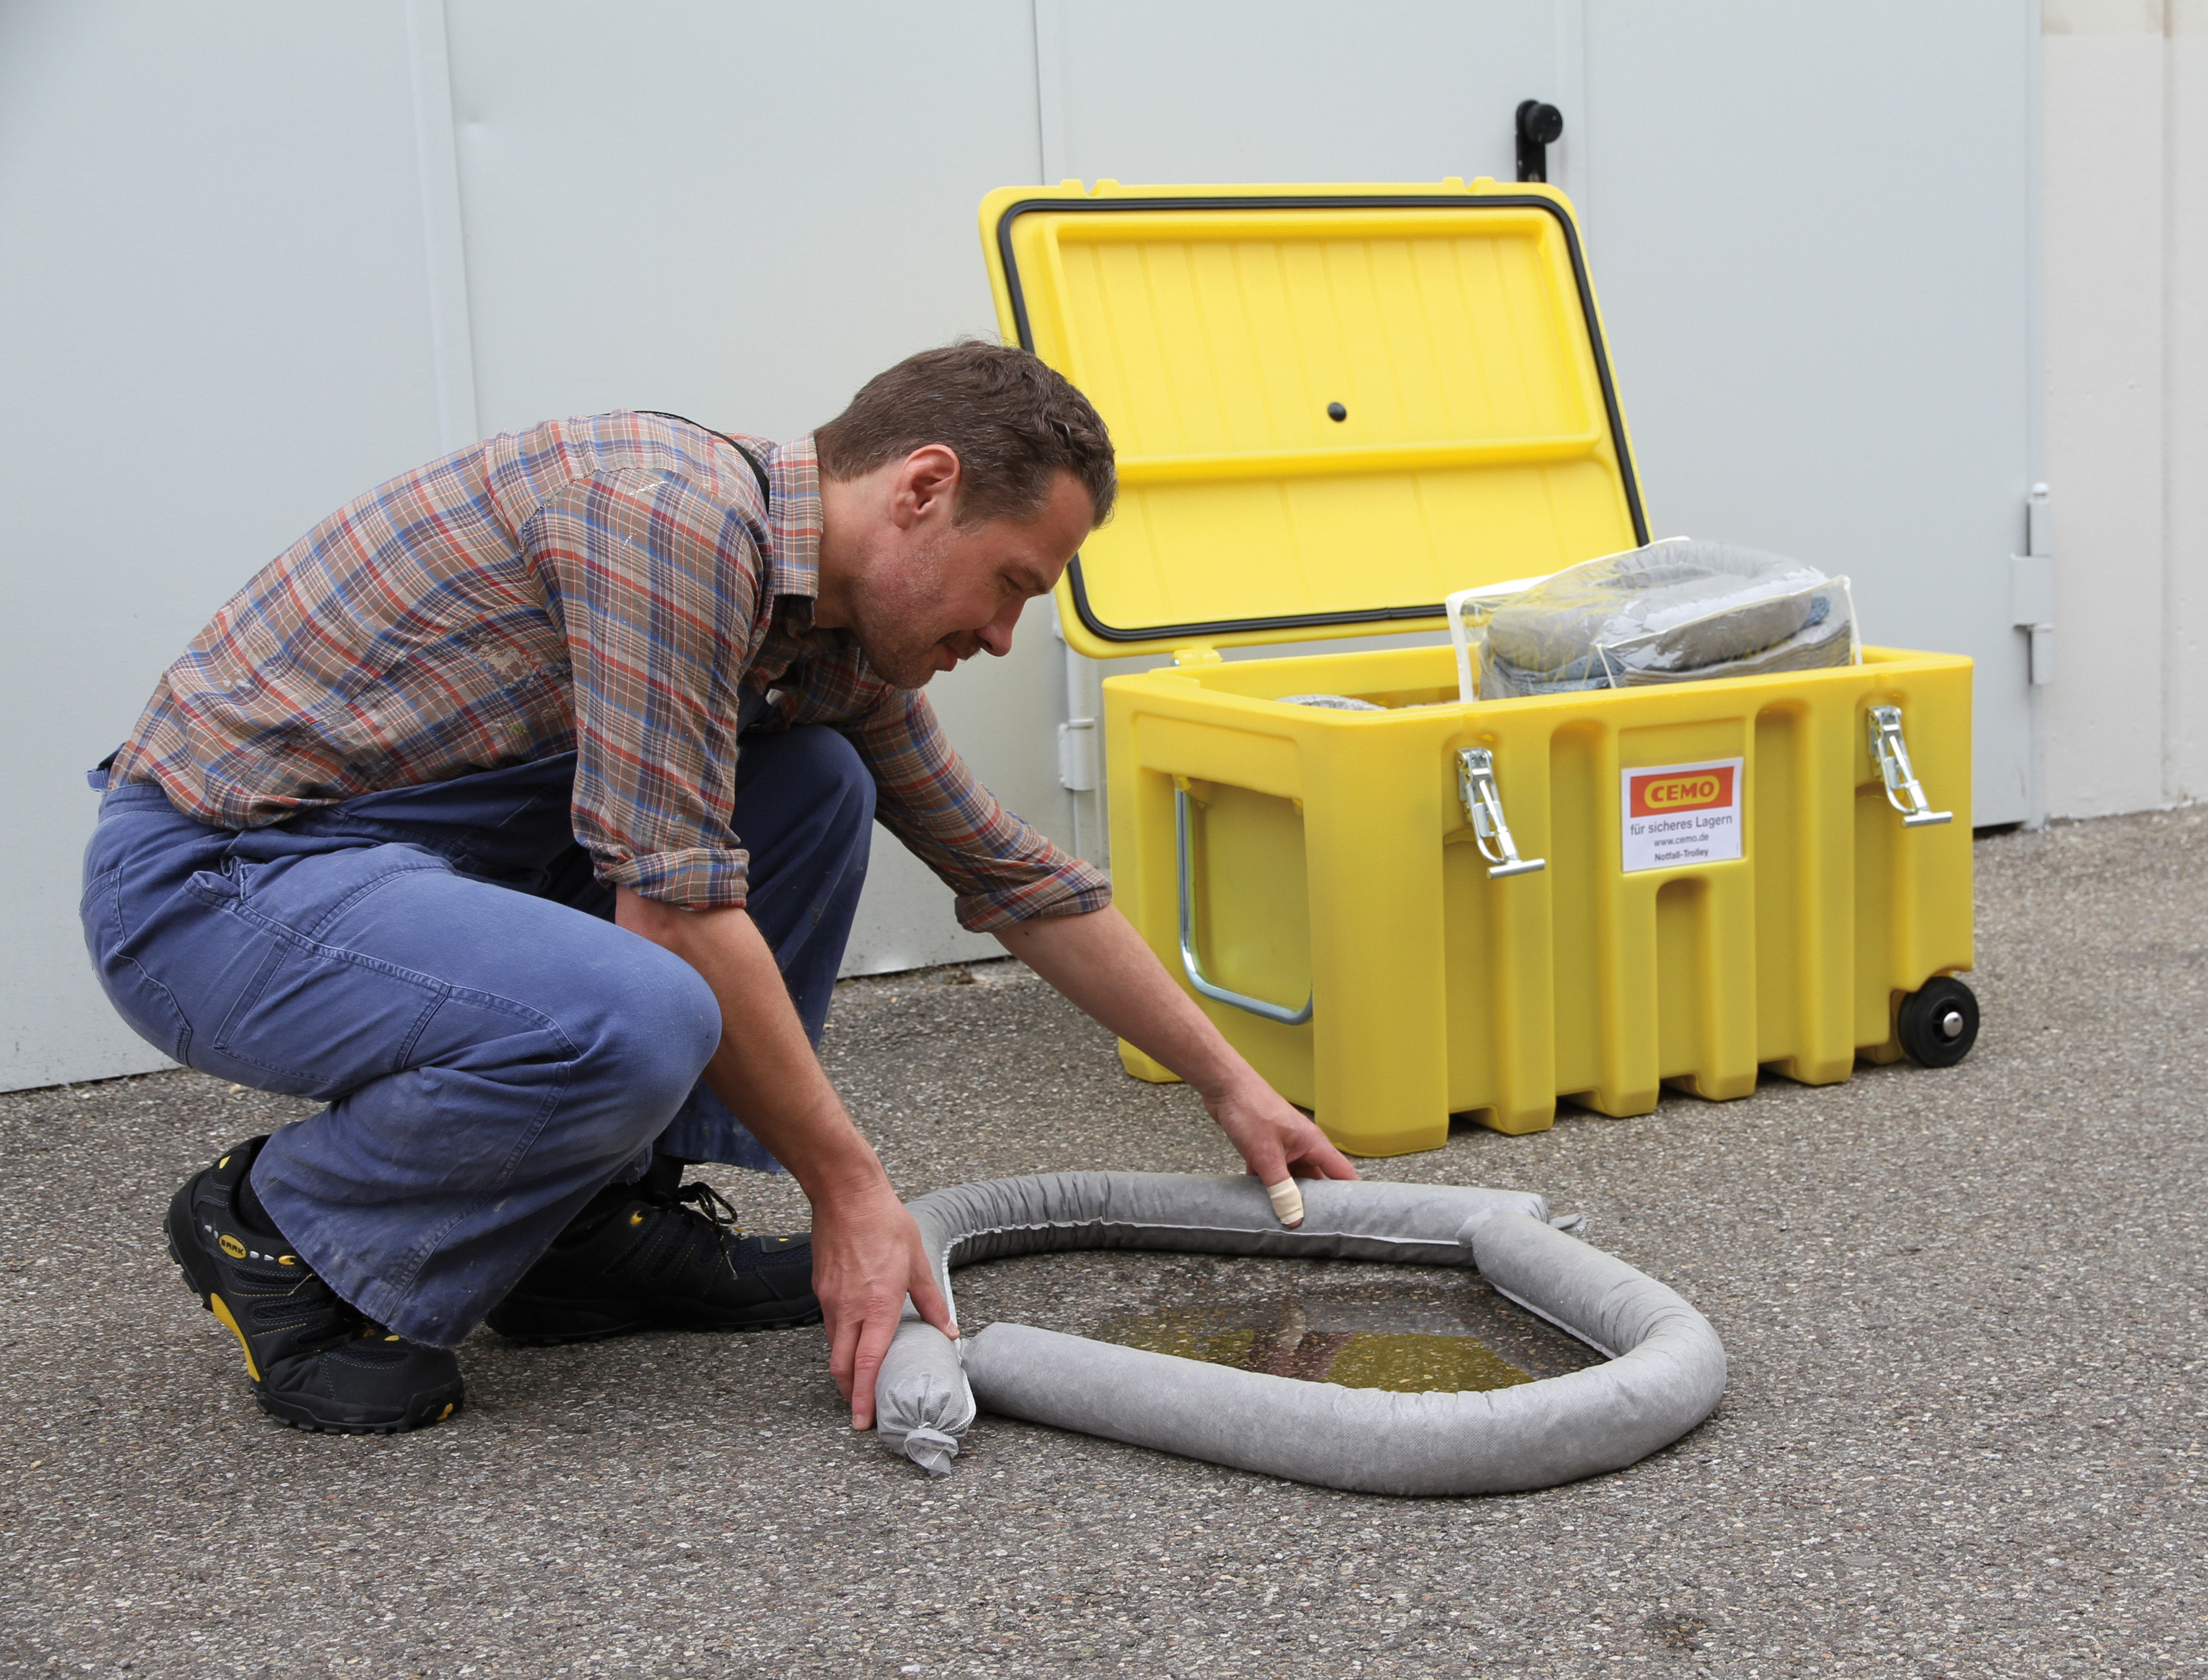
978, 180, 1649, 660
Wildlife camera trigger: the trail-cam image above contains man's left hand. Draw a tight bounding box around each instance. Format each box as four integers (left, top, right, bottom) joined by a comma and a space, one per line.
1202, 1075, 1359, 1190
996, 905, 1362, 1222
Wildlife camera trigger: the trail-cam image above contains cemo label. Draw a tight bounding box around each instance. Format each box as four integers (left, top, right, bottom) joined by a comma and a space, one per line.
1631, 765, 1734, 817
1620, 757, 1744, 873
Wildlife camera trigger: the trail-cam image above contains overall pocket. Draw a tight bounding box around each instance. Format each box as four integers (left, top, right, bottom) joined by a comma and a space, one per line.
185, 851, 454, 1098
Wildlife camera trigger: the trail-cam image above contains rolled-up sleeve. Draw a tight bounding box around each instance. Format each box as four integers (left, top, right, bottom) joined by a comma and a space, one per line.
810, 675, 1110, 932
527, 470, 762, 909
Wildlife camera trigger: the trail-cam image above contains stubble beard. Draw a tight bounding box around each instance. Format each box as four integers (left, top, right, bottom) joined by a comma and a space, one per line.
848, 528, 955, 690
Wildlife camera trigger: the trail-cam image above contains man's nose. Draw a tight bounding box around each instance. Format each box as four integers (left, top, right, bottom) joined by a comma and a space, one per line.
976, 597, 1023, 658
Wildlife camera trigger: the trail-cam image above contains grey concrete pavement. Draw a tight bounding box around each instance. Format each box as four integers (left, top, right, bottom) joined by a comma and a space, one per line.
2, 807, 2203, 1679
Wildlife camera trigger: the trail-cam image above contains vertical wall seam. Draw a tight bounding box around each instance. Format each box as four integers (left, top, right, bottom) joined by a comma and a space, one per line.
405, 0, 480, 452
2162, 0, 2182, 802
2026, 0, 2048, 827
1032, 0, 1099, 860
2173, 0, 2208, 802
1032, 0, 1068, 187
1552, 0, 1589, 220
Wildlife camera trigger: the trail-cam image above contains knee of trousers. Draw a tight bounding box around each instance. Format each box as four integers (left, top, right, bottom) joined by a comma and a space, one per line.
566, 943, 722, 1142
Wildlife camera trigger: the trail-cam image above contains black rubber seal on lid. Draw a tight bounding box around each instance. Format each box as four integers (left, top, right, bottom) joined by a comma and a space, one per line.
993, 192, 1651, 647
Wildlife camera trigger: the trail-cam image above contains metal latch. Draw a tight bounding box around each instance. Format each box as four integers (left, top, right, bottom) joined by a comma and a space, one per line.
1866, 705, 1953, 828
1455, 748, 1546, 878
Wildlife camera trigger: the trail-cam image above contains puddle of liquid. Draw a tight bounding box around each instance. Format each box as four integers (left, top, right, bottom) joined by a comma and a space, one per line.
952, 1253, 1605, 1393
1096, 1300, 1544, 1394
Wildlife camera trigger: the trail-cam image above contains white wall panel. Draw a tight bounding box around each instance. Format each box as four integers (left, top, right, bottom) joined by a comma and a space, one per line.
2038, 1, 2208, 816
1043, 1, 2037, 831
1582, 0, 2038, 827
441, 0, 1059, 974
2042, 12, 2168, 816
1040, 0, 1558, 188
0, 2, 446, 1088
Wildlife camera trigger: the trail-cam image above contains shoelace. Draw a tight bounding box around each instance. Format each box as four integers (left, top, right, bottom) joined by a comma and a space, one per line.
256, 1260, 403, 1350
651, 1179, 753, 1283
671, 1178, 747, 1235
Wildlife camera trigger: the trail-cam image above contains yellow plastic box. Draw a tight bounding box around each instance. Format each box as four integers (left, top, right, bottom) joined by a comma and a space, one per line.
978, 179, 1975, 1157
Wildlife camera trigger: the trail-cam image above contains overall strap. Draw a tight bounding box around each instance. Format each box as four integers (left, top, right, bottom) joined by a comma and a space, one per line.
637, 411, 771, 505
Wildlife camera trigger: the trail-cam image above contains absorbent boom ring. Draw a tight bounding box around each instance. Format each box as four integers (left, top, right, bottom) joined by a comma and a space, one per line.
871, 1172, 1726, 1497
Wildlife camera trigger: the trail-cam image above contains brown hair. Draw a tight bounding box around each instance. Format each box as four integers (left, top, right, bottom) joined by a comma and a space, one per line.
815, 341, 1115, 529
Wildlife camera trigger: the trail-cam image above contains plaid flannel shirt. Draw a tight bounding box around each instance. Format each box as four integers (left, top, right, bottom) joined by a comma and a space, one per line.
109, 412, 1110, 931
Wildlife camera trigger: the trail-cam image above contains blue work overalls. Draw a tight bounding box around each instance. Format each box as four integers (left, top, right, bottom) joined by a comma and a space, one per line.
80, 725, 873, 1347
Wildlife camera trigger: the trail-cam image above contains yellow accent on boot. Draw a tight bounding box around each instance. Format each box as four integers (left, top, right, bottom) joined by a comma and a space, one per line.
217, 1233, 247, 1260
209, 1293, 261, 1383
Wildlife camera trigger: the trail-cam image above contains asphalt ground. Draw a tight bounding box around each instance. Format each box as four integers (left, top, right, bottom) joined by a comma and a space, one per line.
2, 805, 2203, 1680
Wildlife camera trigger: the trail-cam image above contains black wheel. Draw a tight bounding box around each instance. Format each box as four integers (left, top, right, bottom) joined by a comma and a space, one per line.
1898, 977, 1979, 1068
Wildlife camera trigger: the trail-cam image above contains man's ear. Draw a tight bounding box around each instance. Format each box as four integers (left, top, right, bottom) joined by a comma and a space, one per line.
890, 445, 963, 530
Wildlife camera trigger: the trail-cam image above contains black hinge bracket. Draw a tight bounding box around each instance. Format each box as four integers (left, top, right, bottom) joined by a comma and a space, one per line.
1516, 101, 1563, 183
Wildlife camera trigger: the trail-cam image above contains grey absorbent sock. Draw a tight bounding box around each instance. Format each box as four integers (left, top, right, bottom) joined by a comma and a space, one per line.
869, 1172, 1726, 1496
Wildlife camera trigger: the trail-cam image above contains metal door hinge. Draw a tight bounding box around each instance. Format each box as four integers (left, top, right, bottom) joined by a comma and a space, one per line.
1057, 719, 1097, 792
1867, 706, 1953, 828
1455, 748, 1545, 878
2027, 481, 2052, 560
2012, 482, 2053, 686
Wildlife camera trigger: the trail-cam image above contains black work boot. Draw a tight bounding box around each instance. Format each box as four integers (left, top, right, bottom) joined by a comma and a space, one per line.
485, 1159, 819, 1345
165, 1136, 464, 1434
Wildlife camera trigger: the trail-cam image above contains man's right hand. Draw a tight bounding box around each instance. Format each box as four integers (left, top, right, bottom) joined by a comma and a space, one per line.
614, 886, 954, 1431
809, 1175, 957, 1430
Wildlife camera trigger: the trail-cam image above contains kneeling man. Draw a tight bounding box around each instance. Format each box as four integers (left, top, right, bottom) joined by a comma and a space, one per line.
83, 343, 1354, 1436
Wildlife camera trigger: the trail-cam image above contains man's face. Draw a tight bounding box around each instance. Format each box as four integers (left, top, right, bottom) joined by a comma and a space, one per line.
846, 469, 1094, 689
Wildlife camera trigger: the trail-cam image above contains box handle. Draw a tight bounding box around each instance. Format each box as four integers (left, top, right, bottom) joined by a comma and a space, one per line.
1866, 705, 1953, 828
1456, 749, 1547, 878
1174, 786, 1314, 1025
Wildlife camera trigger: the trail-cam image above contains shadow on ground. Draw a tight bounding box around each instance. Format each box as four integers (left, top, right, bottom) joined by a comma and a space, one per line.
1, 809, 2203, 1678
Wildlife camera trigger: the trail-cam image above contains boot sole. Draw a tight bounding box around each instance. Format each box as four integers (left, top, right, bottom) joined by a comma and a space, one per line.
251, 1387, 464, 1436
164, 1179, 463, 1436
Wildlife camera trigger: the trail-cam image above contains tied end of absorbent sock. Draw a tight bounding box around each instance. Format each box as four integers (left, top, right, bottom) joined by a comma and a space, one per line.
896, 1425, 962, 1478
1265, 1178, 1306, 1228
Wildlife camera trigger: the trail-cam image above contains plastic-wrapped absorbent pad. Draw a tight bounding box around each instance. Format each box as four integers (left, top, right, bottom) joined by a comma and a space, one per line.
1477, 540, 1857, 700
